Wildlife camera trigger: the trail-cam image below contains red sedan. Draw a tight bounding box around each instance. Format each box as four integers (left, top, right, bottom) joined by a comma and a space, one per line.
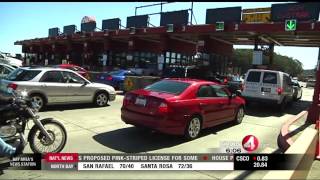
56, 64, 90, 80
121, 78, 246, 140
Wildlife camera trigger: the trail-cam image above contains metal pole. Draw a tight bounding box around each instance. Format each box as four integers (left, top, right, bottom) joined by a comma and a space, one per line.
191, 2, 194, 25
307, 47, 320, 124
269, 43, 274, 66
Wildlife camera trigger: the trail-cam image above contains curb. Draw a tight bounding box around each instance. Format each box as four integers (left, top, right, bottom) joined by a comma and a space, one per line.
263, 127, 318, 179
277, 111, 308, 151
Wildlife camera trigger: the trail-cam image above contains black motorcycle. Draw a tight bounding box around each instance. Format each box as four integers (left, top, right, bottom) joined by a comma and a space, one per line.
0, 90, 67, 154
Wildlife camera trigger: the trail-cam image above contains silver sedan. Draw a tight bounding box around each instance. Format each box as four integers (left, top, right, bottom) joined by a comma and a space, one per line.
0, 67, 116, 110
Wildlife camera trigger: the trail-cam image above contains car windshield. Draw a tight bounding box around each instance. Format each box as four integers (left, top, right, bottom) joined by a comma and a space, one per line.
144, 80, 190, 95
6, 68, 41, 81
232, 76, 241, 81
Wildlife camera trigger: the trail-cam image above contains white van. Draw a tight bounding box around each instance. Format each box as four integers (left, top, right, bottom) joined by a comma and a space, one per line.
242, 69, 294, 111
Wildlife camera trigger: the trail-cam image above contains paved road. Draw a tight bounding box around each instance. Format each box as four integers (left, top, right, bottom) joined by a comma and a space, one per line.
1, 86, 315, 179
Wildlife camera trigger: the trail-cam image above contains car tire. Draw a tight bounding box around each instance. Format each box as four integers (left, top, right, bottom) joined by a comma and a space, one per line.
30, 94, 45, 111
235, 106, 245, 124
184, 115, 202, 140
94, 92, 109, 107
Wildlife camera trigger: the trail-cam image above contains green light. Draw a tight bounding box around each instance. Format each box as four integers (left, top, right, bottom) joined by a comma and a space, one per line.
167, 24, 174, 33
285, 19, 297, 31
216, 22, 224, 31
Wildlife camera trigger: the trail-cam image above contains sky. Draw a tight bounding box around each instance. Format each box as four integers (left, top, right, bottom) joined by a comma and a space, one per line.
0, 2, 319, 69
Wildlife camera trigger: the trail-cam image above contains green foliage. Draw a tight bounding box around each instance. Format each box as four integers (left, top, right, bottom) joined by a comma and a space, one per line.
232, 49, 303, 76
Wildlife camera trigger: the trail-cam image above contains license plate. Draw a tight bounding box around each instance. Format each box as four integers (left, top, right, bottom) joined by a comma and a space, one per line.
261, 87, 271, 92
100, 76, 104, 80
135, 97, 147, 106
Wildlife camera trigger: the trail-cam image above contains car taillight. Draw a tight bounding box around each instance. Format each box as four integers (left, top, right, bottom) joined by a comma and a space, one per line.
7, 83, 18, 90
224, 78, 228, 84
158, 102, 169, 113
277, 87, 283, 95
106, 76, 113, 81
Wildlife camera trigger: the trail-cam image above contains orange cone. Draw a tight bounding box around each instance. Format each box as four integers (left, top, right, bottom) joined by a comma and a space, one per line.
316, 120, 320, 160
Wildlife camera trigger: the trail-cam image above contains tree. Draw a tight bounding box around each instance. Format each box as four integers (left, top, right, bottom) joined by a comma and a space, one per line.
232, 49, 303, 76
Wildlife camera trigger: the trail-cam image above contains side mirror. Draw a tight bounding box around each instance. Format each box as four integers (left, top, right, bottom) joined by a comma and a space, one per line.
235, 90, 242, 96
228, 94, 237, 99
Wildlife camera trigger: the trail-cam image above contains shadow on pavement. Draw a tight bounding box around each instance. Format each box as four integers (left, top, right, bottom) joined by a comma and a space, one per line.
43, 103, 110, 112
93, 121, 236, 153
245, 100, 311, 118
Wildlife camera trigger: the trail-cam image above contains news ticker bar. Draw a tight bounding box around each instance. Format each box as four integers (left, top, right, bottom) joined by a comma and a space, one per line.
1, 153, 305, 171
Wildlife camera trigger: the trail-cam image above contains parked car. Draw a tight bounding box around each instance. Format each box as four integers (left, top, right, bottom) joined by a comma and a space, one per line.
306, 79, 316, 88
54, 64, 90, 80
0, 63, 15, 79
292, 80, 302, 101
96, 69, 138, 90
0, 67, 116, 110
242, 69, 294, 111
0, 52, 23, 67
162, 66, 224, 84
121, 78, 245, 140
225, 76, 244, 95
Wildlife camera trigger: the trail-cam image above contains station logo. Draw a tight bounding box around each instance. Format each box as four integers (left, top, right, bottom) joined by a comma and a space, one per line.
242, 135, 259, 152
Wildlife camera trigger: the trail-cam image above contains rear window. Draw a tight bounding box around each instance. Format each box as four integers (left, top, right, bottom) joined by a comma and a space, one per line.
144, 80, 190, 95
246, 71, 261, 82
6, 69, 41, 81
263, 72, 277, 84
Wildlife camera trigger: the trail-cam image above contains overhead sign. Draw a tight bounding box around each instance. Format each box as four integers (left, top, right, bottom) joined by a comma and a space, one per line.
242, 8, 271, 23
126, 15, 149, 28
48, 28, 59, 37
252, 51, 263, 65
271, 2, 320, 22
63, 25, 76, 35
215, 22, 224, 31
206, 7, 242, 24
102, 18, 120, 30
81, 22, 96, 32
160, 10, 189, 26
285, 19, 297, 31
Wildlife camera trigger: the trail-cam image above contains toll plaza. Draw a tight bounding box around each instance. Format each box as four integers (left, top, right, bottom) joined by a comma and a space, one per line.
11, 1, 320, 175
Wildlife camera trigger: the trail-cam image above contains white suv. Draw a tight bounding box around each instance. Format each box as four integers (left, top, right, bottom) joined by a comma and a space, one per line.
242, 69, 294, 111
0, 67, 116, 110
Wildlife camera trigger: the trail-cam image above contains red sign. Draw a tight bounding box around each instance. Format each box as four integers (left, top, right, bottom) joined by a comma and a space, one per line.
242, 135, 259, 152
45, 153, 79, 163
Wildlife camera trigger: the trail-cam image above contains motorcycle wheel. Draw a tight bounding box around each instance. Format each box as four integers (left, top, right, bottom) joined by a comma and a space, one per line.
29, 119, 67, 153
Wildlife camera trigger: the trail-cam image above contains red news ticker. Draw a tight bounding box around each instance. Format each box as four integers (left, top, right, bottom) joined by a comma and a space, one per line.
45, 153, 79, 163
